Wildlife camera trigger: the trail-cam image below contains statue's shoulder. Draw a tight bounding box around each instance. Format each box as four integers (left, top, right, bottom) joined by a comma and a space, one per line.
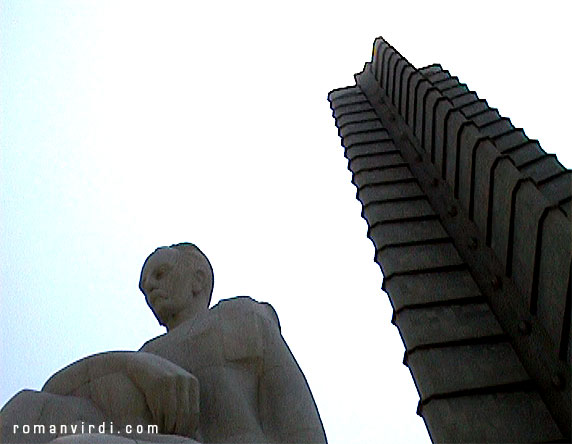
210, 296, 281, 332
140, 332, 167, 352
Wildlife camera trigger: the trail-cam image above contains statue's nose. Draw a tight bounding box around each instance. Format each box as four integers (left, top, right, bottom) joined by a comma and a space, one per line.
142, 276, 158, 294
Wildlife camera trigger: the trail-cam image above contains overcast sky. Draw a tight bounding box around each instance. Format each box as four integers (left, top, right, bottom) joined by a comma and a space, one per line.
1, 2, 570, 443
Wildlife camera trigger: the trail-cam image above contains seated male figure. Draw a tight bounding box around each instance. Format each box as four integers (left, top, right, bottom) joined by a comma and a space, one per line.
0, 243, 327, 444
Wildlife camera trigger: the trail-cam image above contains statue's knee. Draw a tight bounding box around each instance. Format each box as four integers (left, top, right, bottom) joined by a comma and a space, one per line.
0, 389, 105, 443
1, 390, 44, 421
1, 390, 53, 443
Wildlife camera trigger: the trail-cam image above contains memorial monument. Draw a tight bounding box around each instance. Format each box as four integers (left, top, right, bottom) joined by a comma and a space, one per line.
0, 243, 327, 444
329, 37, 571, 442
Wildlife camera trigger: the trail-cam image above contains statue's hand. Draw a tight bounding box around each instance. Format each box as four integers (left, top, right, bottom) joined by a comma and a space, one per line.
124, 352, 200, 438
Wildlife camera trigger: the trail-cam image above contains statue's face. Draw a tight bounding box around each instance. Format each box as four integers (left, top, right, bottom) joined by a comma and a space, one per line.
139, 247, 194, 325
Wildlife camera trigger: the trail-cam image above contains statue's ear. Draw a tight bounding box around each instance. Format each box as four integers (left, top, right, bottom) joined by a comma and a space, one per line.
192, 269, 207, 295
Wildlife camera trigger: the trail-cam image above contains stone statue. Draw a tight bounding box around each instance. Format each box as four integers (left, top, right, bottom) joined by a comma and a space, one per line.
0, 243, 327, 444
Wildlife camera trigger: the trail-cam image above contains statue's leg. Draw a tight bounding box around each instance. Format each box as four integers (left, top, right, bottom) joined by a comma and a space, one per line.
0, 390, 200, 444
49, 434, 201, 443
0, 389, 105, 443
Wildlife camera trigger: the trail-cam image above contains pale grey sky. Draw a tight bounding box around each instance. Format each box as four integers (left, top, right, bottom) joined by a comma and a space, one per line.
1, 2, 570, 443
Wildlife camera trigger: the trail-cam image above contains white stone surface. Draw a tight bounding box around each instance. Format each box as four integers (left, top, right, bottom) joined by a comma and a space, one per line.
0, 244, 327, 444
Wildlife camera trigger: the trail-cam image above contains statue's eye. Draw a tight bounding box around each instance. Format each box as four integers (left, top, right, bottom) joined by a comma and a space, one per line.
155, 269, 165, 280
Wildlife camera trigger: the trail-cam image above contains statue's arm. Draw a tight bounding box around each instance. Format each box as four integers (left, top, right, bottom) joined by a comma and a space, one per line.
42, 351, 199, 438
43, 351, 150, 394
257, 314, 327, 444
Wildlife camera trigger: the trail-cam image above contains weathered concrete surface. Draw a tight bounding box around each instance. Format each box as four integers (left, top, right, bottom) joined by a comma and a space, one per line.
329, 38, 570, 442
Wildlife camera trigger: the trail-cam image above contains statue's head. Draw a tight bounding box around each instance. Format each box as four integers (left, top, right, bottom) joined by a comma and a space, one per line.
139, 243, 214, 330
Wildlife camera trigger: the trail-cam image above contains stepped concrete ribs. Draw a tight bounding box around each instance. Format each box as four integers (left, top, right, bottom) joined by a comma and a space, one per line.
329, 37, 571, 443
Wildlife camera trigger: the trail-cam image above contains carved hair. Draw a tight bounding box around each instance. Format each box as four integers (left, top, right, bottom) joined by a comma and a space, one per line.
169, 242, 215, 307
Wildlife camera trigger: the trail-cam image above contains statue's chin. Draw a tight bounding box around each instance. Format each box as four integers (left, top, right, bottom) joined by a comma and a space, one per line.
150, 305, 171, 326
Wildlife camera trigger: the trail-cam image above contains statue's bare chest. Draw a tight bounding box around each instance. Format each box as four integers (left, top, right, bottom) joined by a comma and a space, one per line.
142, 309, 264, 377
